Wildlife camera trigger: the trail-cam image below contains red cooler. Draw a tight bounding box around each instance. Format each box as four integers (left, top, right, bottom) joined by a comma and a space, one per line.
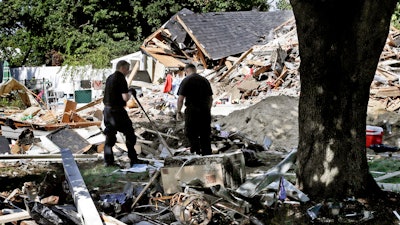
366, 125, 383, 147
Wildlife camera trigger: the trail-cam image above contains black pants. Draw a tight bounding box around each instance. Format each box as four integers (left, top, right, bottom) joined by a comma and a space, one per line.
103, 106, 137, 164
184, 107, 211, 155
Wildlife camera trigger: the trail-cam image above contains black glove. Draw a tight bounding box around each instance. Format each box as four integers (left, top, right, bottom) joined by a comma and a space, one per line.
128, 87, 136, 97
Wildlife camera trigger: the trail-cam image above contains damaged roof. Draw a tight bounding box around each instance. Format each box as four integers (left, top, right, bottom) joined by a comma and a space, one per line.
175, 10, 293, 60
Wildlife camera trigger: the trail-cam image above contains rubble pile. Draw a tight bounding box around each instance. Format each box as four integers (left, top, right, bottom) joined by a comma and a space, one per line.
1, 15, 400, 225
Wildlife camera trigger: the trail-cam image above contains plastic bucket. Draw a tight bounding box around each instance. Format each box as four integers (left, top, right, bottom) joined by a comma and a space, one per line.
366, 125, 383, 147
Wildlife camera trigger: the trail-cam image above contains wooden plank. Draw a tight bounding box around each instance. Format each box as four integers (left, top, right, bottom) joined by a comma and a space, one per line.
62, 100, 78, 123
131, 170, 160, 208
176, 15, 211, 59
375, 86, 400, 98
386, 98, 400, 112
376, 67, 398, 81
20, 220, 38, 225
252, 65, 272, 78
375, 170, 400, 182
143, 27, 163, 46
217, 48, 254, 82
197, 46, 208, 69
0, 211, 30, 223
151, 38, 171, 51
273, 65, 289, 89
61, 148, 103, 225
0, 153, 98, 159
246, 60, 267, 67
225, 61, 233, 70
226, 56, 239, 62
127, 61, 140, 87
76, 98, 104, 113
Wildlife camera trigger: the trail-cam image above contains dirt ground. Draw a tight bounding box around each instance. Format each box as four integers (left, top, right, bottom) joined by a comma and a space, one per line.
215, 95, 299, 151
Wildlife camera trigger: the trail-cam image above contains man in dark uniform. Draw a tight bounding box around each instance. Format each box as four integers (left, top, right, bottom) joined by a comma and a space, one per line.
103, 60, 139, 166
176, 63, 213, 155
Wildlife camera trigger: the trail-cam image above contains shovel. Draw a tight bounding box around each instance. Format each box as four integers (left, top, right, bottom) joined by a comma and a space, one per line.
132, 93, 174, 156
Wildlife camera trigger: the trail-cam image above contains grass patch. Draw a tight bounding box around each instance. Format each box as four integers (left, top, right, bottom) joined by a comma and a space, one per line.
78, 161, 150, 193
368, 158, 400, 183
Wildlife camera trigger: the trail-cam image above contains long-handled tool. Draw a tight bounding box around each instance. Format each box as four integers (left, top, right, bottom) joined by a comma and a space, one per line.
132, 93, 174, 156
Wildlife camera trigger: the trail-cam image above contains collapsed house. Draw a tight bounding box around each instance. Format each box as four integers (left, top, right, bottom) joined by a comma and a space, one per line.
140, 9, 293, 82
1, 8, 400, 225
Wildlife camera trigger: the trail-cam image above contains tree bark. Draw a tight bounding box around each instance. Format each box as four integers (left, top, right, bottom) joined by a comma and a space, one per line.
290, 0, 397, 199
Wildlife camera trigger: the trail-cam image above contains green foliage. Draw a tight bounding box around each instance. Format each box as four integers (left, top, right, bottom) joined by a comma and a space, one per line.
368, 158, 400, 183
392, 2, 400, 29
276, 0, 292, 10
0, 0, 270, 68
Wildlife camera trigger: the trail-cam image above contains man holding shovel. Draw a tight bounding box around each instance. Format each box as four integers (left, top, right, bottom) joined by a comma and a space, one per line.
176, 63, 213, 155
103, 60, 142, 167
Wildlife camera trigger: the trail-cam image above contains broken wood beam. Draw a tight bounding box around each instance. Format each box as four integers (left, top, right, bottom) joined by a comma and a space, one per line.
197, 45, 208, 69
375, 86, 400, 98
0, 211, 30, 223
252, 65, 272, 78
176, 15, 211, 59
131, 170, 161, 209
273, 65, 289, 89
76, 98, 104, 113
217, 48, 254, 82
61, 148, 102, 225
127, 61, 140, 87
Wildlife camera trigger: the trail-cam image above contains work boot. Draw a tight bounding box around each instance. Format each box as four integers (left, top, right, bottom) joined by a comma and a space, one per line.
130, 158, 148, 167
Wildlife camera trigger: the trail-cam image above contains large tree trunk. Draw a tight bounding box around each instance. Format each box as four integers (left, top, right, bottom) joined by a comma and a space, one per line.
290, 0, 397, 199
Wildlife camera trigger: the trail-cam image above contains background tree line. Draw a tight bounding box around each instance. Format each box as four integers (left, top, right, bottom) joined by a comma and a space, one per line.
1, 0, 399, 69
0, 0, 269, 68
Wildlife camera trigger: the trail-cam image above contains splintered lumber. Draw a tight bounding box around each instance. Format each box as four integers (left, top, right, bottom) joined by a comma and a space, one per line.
0, 211, 31, 223
217, 48, 254, 82
225, 60, 233, 70
131, 170, 161, 209
61, 100, 78, 122
375, 86, 400, 97
252, 65, 272, 78
151, 38, 171, 51
246, 59, 267, 67
127, 61, 140, 87
197, 46, 208, 69
176, 15, 211, 59
20, 221, 39, 225
273, 65, 289, 88
76, 98, 104, 112
61, 148, 102, 225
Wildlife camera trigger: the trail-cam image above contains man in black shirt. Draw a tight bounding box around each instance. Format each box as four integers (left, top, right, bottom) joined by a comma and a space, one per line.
103, 60, 139, 167
176, 64, 213, 155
